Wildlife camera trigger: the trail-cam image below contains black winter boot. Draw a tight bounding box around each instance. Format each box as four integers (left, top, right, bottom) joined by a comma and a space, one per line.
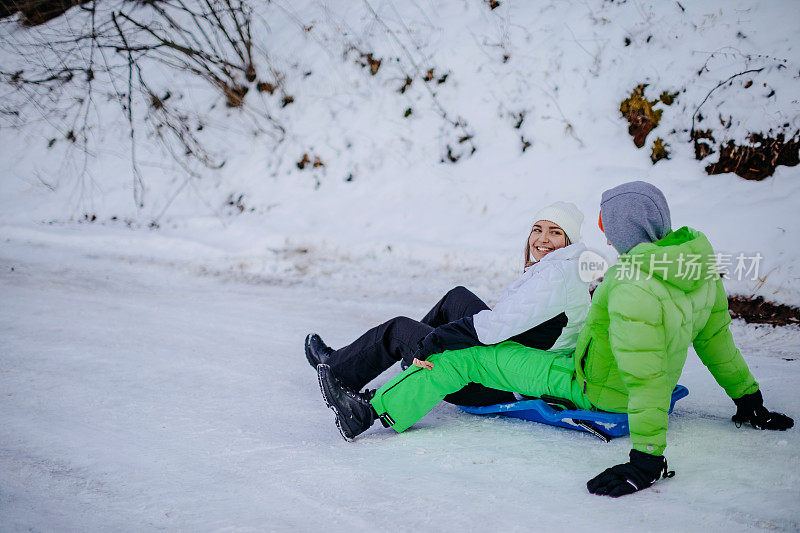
305, 333, 333, 368
317, 364, 376, 441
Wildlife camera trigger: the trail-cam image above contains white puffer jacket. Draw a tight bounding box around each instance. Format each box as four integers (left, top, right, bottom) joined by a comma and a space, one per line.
472, 242, 590, 351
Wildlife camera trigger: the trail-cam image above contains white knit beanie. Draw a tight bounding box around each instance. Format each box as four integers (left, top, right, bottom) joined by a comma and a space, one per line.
533, 201, 584, 244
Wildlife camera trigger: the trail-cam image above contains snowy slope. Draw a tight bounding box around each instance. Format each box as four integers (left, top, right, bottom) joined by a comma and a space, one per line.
1, 236, 799, 532
1, 0, 799, 304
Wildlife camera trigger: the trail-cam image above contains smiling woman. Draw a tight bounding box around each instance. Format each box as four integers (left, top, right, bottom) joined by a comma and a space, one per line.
525, 202, 582, 268
528, 220, 567, 263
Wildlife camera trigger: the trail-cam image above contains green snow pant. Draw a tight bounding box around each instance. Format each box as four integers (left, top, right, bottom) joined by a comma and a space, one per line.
371, 341, 594, 432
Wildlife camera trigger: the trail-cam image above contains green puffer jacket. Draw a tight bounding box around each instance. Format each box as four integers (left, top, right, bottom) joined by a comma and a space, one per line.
575, 226, 759, 455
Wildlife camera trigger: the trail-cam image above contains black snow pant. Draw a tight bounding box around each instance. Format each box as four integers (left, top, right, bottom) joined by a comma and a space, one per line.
326, 286, 517, 407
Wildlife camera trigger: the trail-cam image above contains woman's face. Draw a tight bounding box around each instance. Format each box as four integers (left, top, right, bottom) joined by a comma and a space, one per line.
528, 220, 567, 262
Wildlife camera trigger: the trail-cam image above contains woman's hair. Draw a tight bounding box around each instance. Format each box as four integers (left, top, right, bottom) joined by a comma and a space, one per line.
524, 221, 571, 270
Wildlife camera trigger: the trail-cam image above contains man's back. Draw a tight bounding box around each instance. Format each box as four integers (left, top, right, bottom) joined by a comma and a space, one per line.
574, 227, 758, 454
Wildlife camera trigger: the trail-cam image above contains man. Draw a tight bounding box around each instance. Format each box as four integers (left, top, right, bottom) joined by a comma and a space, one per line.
315, 180, 793, 497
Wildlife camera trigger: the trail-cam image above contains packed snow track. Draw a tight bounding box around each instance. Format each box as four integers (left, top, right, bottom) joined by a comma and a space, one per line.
1, 236, 798, 532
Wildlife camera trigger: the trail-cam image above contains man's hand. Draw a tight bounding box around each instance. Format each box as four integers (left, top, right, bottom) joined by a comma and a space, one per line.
733, 390, 794, 430
588, 450, 673, 497
412, 358, 434, 370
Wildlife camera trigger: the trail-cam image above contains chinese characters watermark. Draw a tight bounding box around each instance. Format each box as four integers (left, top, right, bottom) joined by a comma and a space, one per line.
612, 252, 763, 281
578, 250, 764, 283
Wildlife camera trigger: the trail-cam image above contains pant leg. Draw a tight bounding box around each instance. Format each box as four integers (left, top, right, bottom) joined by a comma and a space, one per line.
327, 316, 432, 391
420, 286, 490, 326
371, 342, 593, 433
420, 286, 513, 405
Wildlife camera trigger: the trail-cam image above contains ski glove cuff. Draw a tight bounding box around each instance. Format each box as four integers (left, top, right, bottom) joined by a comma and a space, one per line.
732, 390, 794, 430
587, 449, 674, 497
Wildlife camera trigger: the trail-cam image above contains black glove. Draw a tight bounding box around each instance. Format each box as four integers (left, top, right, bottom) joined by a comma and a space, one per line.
587, 449, 674, 497
732, 390, 794, 430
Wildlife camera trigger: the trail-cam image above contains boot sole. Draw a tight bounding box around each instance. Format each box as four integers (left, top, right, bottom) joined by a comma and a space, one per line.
305, 334, 318, 368
317, 364, 354, 442
305, 334, 331, 369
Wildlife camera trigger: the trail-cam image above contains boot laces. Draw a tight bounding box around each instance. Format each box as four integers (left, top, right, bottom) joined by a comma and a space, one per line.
333, 374, 370, 405
343, 388, 371, 405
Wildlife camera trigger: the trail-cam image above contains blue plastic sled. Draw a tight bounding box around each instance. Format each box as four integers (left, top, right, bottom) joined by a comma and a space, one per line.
457, 385, 689, 442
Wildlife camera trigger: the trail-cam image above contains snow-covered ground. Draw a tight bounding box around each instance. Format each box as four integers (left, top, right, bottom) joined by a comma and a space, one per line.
2, 232, 798, 532
2, 1, 800, 530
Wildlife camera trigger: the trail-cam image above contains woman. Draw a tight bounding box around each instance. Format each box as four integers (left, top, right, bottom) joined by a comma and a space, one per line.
306, 201, 590, 409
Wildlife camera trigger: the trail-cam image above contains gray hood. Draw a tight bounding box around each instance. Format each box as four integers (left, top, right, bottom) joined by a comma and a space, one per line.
600, 181, 672, 254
